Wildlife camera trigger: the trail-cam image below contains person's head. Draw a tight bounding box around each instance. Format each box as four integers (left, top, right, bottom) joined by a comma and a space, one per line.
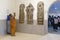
59, 16, 60, 18
54, 17, 56, 18
9, 14, 12, 17
52, 15, 54, 18
13, 13, 16, 17
58, 16, 59, 17
55, 17, 58, 19
49, 15, 51, 18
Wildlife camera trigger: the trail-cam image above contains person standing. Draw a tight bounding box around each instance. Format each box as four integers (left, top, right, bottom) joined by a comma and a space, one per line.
54, 17, 58, 32
58, 16, 60, 27
10, 13, 16, 36
48, 15, 51, 26
6, 14, 11, 34
51, 15, 54, 27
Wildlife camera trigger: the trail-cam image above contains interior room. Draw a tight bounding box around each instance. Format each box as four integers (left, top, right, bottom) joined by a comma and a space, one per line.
0, 0, 60, 40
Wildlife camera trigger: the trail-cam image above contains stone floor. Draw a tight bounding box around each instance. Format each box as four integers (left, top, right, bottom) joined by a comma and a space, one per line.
48, 26, 60, 34
1, 26, 60, 40
0, 32, 42, 40
0, 32, 60, 40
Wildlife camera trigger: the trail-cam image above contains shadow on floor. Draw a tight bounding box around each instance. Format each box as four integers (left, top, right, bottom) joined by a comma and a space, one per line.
48, 26, 60, 35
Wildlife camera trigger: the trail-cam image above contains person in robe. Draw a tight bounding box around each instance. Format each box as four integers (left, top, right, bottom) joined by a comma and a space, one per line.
10, 13, 16, 36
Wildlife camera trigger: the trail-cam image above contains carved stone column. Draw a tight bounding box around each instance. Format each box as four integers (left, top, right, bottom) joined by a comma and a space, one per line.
19, 4, 25, 23
37, 2, 44, 25
26, 4, 34, 24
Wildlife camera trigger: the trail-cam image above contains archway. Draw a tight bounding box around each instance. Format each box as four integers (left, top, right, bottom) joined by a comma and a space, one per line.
48, 0, 60, 34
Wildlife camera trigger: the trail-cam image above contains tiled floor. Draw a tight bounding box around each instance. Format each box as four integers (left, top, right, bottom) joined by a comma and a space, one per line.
0, 32, 60, 40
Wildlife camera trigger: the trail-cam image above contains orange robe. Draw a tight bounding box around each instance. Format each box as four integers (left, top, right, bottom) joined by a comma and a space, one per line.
10, 16, 16, 36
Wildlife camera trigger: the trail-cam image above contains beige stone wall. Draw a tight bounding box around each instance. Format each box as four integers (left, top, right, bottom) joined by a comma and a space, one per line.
0, 0, 55, 35
16, 0, 55, 35
16, 20, 48, 35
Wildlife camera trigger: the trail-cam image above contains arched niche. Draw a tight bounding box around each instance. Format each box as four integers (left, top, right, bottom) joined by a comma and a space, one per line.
37, 1, 44, 25
19, 4, 25, 23
48, 1, 60, 15
48, 0, 60, 32
26, 4, 34, 24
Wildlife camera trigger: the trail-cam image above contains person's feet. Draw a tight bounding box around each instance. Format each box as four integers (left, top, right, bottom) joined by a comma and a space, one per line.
54, 30, 57, 32
53, 29, 57, 32
7, 32, 11, 34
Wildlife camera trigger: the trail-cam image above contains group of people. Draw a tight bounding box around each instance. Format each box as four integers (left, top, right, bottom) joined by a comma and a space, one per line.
48, 15, 60, 32
7, 13, 16, 36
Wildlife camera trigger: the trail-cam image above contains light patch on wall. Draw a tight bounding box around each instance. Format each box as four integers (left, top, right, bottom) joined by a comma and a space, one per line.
0, 0, 8, 20
0, 0, 17, 20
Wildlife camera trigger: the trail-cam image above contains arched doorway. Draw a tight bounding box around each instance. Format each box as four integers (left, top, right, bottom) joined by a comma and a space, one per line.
48, 0, 60, 34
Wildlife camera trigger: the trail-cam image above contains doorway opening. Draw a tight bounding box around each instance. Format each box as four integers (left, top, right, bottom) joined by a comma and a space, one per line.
48, 1, 60, 34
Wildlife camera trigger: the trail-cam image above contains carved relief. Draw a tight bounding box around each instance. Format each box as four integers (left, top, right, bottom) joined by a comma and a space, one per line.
37, 2, 44, 25
19, 4, 25, 23
26, 4, 34, 24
